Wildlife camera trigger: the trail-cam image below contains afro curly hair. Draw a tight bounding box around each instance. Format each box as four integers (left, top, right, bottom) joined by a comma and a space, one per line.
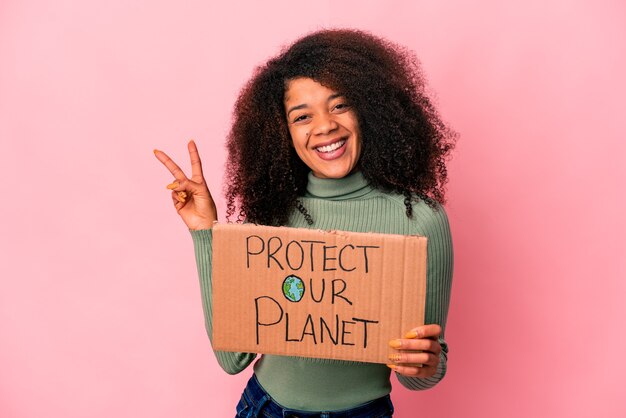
225, 29, 457, 226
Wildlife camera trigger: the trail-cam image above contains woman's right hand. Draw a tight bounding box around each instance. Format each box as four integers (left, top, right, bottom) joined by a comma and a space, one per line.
154, 140, 217, 230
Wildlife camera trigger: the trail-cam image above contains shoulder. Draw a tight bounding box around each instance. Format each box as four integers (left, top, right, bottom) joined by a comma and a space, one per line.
377, 191, 451, 238
412, 199, 451, 237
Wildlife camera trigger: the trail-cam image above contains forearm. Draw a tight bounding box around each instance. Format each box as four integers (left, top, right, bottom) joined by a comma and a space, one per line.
190, 229, 257, 374
397, 205, 454, 390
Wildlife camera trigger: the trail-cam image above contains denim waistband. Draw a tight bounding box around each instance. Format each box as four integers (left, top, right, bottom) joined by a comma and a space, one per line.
236, 374, 394, 418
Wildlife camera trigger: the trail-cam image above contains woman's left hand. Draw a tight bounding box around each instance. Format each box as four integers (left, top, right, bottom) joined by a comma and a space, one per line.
387, 324, 441, 378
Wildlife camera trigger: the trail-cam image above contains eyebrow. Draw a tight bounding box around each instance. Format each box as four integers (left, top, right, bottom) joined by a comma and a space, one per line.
286, 93, 344, 118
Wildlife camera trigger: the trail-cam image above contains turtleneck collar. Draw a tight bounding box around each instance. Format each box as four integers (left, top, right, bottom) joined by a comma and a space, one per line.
305, 171, 374, 201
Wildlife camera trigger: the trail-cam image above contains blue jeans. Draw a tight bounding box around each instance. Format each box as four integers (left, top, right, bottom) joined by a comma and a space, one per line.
235, 374, 394, 418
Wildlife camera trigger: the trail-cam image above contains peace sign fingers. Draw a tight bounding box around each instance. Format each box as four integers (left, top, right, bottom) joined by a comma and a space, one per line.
187, 140, 205, 183
154, 141, 217, 231
154, 148, 189, 182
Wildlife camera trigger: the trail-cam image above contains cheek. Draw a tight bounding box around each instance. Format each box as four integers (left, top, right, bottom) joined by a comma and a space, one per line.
287, 126, 297, 148
342, 111, 360, 134
351, 117, 361, 135
289, 127, 308, 149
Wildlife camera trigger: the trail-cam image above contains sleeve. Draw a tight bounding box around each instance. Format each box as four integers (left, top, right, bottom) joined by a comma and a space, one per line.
396, 204, 454, 390
190, 229, 257, 374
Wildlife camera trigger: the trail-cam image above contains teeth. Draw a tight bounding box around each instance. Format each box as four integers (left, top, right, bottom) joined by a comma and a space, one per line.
316, 139, 346, 153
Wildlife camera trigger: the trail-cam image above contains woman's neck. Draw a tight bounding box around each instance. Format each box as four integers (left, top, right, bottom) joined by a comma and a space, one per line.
305, 171, 374, 201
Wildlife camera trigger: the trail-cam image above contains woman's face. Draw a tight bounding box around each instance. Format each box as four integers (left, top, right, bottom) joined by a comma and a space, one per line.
284, 77, 361, 179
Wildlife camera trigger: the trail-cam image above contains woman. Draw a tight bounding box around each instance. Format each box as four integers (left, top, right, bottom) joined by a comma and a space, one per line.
155, 29, 455, 417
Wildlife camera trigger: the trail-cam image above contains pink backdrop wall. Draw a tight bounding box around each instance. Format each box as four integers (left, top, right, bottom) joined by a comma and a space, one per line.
1, 1, 624, 417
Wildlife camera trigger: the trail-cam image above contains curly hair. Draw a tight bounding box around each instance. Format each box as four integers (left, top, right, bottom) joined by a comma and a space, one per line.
225, 29, 457, 226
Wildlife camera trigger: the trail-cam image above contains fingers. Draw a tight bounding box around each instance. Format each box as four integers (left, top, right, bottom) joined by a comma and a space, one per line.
388, 351, 439, 366
155, 144, 208, 197
171, 191, 186, 211
405, 324, 441, 340
387, 363, 437, 378
387, 338, 441, 378
176, 191, 188, 202
187, 140, 205, 182
165, 178, 204, 196
387, 323, 442, 377
388, 337, 441, 353
153, 149, 189, 181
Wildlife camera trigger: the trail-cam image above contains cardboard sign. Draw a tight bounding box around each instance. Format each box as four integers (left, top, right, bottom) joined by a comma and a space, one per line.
211, 223, 427, 364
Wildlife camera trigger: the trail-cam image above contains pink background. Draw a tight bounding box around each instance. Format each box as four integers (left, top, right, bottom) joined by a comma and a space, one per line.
1, 1, 624, 417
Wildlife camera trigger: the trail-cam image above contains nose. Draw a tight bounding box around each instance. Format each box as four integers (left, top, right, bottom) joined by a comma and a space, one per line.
312, 112, 338, 135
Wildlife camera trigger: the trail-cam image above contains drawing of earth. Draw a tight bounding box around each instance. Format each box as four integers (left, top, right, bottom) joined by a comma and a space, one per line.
282, 275, 305, 302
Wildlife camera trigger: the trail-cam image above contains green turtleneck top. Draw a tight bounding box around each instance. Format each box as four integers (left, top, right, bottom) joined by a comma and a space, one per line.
190, 171, 454, 411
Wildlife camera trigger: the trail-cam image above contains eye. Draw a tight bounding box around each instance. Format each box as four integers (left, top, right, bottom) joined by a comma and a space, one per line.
292, 114, 310, 123
332, 102, 351, 112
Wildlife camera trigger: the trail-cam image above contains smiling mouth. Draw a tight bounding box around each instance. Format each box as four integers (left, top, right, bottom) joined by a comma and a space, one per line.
315, 138, 346, 153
